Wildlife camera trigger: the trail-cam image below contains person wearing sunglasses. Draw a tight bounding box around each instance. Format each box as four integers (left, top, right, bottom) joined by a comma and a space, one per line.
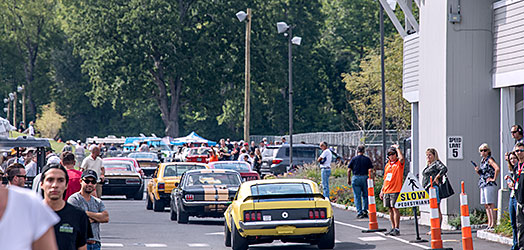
68, 170, 109, 250
506, 150, 519, 250
5, 163, 27, 188
474, 143, 500, 231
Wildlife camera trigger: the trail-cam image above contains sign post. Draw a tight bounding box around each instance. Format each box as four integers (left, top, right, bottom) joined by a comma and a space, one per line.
395, 172, 429, 243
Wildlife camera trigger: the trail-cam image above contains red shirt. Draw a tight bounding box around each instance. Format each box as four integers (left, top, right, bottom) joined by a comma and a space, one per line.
65, 169, 82, 200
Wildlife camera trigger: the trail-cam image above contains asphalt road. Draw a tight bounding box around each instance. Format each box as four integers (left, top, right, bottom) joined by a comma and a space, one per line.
98, 192, 506, 250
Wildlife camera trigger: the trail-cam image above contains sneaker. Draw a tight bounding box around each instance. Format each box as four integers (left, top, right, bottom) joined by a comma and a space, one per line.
356, 214, 364, 219
362, 213, 368, 218
390, 228, 400, 236
385, 228, 395, 235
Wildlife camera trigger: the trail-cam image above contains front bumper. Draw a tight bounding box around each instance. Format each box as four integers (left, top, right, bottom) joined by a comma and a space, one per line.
239, 218, 331, 230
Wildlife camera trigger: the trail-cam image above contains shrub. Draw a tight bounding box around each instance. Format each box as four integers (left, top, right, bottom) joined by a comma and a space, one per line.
495, 212, 512, 237
448, 209, 488, 229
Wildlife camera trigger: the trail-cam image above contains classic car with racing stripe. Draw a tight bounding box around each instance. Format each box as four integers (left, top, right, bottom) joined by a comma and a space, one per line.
146, 162, 207, 212
170, 169, 242, 223
224, 179, 334, 250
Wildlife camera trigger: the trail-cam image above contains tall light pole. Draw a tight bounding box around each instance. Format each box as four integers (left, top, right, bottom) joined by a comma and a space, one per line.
277, 21, 302, 170
18, 85, 25, 128
8, 92, 15, 127
3, 98, 9, 121
379, 5, 387, 165
236, 9, 252, 143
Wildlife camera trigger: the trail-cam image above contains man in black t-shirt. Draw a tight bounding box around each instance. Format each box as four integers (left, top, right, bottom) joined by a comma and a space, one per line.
347, 145, 374, 219
40, 163, 89, 250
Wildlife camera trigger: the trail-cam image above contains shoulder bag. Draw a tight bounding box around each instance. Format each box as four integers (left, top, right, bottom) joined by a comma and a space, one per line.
439, 174, 455, 199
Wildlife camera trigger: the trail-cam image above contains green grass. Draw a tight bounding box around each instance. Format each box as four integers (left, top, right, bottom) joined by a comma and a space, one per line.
9, 130, 66, 153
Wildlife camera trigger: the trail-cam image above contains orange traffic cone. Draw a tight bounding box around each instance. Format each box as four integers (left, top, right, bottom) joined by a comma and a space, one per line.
460, 181, 473, 250
429, 176, 452, 250
362, 169, 386, 233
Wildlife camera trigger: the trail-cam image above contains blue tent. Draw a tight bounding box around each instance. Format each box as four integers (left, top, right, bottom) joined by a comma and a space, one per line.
171, 132, 217, 146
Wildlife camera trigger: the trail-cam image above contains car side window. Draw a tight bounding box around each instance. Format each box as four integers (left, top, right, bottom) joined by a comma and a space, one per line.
153, 169, 158, 178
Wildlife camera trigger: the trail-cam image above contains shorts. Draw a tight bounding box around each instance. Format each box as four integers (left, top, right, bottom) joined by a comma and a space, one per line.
480, 185, 497, 204
383, 192, 399, 208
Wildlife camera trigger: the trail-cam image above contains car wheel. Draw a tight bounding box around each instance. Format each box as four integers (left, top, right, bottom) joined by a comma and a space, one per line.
146, 195, 153, 210
170, 202, 177, 221
177, 204, 189, 224
134, 186, 144, 200
125, 194, 133, 200
153, 198, 164, 212
317, 219, 335, 249
232, 221, 248, 250
224, 220, 231, 247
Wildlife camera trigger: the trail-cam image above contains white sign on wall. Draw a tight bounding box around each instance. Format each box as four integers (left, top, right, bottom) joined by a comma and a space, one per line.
448, 136, 463, 159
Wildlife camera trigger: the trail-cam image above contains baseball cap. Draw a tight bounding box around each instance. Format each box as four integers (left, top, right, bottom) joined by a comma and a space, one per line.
47, 155, 61, 165
81, 169, 98, 180
387, 147, 397, 156
244, 142, 249, 146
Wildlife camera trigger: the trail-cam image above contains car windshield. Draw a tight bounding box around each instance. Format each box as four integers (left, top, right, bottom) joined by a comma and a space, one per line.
189, 148, 210, 156
185, 173, 240, 186
250, 183, 313, 196
212, 162, 250, 171
104, 162, 134, 172
163, 164, 206, 177
262, 148, 278, 157
128, 153, 158, 159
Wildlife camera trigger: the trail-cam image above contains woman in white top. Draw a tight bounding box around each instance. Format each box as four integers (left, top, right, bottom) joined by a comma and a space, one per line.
0, 185, 59, 250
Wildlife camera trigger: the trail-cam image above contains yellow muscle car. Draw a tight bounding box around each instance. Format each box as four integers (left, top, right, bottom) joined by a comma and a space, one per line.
146, 162, 207, 212
224, 179, 334, 250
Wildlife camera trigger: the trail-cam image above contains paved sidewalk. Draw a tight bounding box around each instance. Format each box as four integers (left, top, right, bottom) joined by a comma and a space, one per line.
332, 202, 511, 249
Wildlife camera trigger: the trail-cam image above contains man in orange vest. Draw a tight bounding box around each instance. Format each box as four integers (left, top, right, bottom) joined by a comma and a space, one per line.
379, 145, 405, 236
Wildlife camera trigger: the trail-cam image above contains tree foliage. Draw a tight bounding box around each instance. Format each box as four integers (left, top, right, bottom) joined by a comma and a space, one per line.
35, 102, 65, 139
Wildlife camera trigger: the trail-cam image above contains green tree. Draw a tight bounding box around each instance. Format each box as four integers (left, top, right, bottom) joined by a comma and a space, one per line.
35, 102, 65, 139
342, 34, 410, 132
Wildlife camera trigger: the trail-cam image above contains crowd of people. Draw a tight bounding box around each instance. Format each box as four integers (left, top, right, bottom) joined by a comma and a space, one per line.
0, 145, 109, 250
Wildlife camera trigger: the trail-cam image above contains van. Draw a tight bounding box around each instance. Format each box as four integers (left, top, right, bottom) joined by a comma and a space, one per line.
260, 144, 322, 176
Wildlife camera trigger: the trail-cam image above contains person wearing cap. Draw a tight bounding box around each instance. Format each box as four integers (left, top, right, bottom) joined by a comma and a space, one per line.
317, 142, 333, 199
40, 163, 89, 250
62, 141, 73, 153
68, 170, 109, 250
243, 142, 250, 154
33, 155, 62, 196
379, 145, 405, 236
80, 146, 104, 198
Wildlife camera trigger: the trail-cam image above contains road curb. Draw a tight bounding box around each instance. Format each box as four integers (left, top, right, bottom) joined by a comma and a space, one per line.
476, 229, 512, 246
331, 202, 415, 221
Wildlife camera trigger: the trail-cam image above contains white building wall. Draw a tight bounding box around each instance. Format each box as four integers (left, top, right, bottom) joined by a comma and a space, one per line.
418, 0, 499, 226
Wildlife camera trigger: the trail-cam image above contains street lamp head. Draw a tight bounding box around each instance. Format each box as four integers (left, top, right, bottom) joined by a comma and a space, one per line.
3, 98, 7, 104
291, 36, 302, 46
236, 11, 248, 22
17, 85, 24, 92
277, 22, 289, 34
3, 107, 7, 113
8, 92, 14, 101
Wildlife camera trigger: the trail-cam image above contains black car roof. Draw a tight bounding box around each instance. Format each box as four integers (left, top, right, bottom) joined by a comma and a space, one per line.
0, 136, 51, 149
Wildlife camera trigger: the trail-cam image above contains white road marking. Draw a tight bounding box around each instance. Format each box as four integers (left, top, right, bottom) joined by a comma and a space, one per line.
205, 232, 225, 235
144, 243, 167, 247
335, 239, 342, 243
187, 243, 210, 247
101, 243, 124, 247
334, 220, 430, 249
358, 236, 387, 241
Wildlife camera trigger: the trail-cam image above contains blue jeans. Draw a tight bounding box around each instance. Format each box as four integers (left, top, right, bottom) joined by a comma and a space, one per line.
87, 242, 101, 250
321, 168, 331, 199
509, 196, 517, 250
352, 175, 369, 215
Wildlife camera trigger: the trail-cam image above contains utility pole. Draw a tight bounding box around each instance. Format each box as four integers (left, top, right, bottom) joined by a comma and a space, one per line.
13, 93, 17, 128
288, 27, 294, 169
243, 8, 252, 143
380, 5, 387, 164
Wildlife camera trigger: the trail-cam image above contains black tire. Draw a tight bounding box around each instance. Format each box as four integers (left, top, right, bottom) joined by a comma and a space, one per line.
317, 220, 335, 249
125, 194, 133, 200
153, 198, 164, 212
232, 221, 248, 250
170, 203, 177, 221
134, 187, 144, 200
177, 204, 189, 224
224, 221, 232, 247
146, 194, 153, 210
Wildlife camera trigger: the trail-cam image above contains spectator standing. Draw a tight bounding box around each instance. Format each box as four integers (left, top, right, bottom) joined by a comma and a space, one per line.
422, 148, 448, 229
25, 120, 35, 136
347, 145, 374, 219
80, 147, 105, 198
75, 142, 86, 168
68, 170, 109, 250
62, 152, 82, 200
379, 145, 405, 236
281, 137, 287, 144
219, 140, 231, 160
0, 185, 59, 250
475, 143, 500, 231
62, 141, 73, 153
5, 163, 27, 187
243, 143, 250, 154
253, 148, 262, 175
317, 141, 333, 199
40, 163, 89, 250
258, 141, 266, 153
250, 141, 257, 153
138, 142, 149, 152
231, 142, 240, 160
507, 150, 519, 250
238, 149, 251, 164
514, 143, 524, 249
25, 154, 38, 177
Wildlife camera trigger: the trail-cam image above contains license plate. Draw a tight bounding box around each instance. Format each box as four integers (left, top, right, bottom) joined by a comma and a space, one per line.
263, 215, 271, 221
